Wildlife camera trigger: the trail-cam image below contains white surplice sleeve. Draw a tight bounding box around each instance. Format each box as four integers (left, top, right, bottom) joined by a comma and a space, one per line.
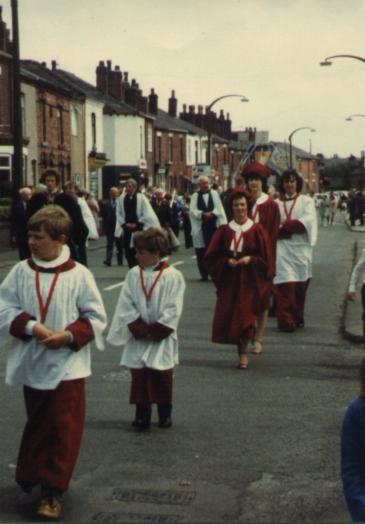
349, 249, 365, 293
297, 195, 318, 247
0, 264, 27, 335
211, 189, 227, 227
138, 194, 160, 229
156, 269, 186, 331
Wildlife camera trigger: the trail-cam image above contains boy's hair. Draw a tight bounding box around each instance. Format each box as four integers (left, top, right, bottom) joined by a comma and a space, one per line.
39, 169, 61, 185
133, 227, 170, 256
27, 205, 72, 239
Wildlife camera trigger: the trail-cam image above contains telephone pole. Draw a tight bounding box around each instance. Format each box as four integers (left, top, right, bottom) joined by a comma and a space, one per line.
11, 0, 23, 191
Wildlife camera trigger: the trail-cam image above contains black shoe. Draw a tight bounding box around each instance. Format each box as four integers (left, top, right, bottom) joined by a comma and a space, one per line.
278, 324, 296, 333
158, 417, 172, 429
103, 260, 111, 266
296, 319, 305, 328
132, 404, 151, 430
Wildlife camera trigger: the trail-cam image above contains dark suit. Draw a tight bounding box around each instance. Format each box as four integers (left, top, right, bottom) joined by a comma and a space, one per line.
10, 197, 30, 260
101, 199, 123, 265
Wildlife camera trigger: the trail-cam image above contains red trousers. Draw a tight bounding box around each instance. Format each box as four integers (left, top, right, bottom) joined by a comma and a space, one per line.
16, 379, 85, 492
130, 368, 173, 405
274, 280, 310, 327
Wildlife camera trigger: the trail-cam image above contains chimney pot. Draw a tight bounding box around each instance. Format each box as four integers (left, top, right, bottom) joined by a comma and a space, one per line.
51, 60, 57, 70
41, 61, 47, 67
171, 89, 175, 97
107, 60, 112, 69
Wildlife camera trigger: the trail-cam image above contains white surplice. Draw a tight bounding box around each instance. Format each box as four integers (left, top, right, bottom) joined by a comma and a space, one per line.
114, 192, 160, 240
107, 263, 185, 370
189, 189, 227, 248
0, 245, 107, 389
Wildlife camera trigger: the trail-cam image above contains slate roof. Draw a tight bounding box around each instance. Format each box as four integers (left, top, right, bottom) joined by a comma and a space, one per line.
20, 60, 140, 116
273, 141, 317, 159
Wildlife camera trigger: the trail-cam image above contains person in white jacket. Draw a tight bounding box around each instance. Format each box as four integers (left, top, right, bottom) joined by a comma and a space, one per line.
189, 176, 227, 280
347, 247, 365, 337
107, 227, 185, 430
115, 179, 159, 268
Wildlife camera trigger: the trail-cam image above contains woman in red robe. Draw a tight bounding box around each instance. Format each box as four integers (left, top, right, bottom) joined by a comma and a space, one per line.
204, 190, 272, 369
241, 161, 280, 355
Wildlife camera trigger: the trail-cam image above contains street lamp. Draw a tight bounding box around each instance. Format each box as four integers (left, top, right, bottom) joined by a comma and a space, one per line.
288, 127, 316, 169
205, 94, 249, 168
320, 54, 365, 67
345, 114, 365, 121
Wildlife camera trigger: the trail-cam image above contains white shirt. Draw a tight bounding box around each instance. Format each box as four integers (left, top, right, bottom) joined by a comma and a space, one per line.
107, 262, 185, 370
0, 245, 107, 389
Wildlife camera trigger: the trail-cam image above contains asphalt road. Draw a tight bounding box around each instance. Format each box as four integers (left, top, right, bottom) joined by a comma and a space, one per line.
0, 214, 363, 523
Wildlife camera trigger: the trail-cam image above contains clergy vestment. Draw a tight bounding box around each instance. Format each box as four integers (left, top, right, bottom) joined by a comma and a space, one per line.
273, 194, 317, 328
204, 220, 272, 344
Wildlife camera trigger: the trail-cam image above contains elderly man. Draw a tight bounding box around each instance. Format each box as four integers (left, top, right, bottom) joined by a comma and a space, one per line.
10, 186, 33, 260
26, 169, 89, 264
101, 186, 123, 266
190, 176, 227, 281
115, 178, 159, 268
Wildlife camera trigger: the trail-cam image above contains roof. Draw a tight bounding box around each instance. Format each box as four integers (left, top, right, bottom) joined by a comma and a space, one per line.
156, 109, 188, 133
273, 141, 317, 160
20, 60, 140, 116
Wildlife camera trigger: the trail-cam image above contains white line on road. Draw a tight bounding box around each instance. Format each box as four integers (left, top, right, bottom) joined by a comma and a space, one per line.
171, 261, 184, 267
103, 281, 124, 291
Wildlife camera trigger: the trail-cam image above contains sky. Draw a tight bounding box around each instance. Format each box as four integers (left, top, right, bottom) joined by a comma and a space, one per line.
2, 0, 365, 158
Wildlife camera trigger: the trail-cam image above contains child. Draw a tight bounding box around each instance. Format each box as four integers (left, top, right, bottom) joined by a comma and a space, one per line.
107, 227, 185, 430
347, 247, 365, 337
0, 205, 107, 520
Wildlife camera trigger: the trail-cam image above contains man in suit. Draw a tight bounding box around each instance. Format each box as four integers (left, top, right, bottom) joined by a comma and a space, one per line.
101, 187, 123, 266
10, 186, 33, 260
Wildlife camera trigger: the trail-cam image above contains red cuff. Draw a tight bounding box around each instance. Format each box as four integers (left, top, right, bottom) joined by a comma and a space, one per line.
66, 318, 94, 351
10, 312, 36, 341
148, 322, 174, 341
283, 219, 306, 234
128, 317, 149, 339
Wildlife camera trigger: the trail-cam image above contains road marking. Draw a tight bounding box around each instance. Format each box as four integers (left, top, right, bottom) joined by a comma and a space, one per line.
171, 261, 184, 266
104, 281, 124, 291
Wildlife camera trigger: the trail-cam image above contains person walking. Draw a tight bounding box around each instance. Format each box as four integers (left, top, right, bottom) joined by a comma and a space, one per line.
101, 187, 123, 266
107, 227, 185, 430
115, 179, 160, 268
273, 169, 317, 332
10, 186, 33, 260
0, 205, 107, 520
204, 190, 272, 369
241, 161, 280, 355
190, 176, 227, 281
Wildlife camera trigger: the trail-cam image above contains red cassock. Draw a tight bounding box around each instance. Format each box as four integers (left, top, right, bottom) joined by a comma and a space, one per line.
204, 223, 272, 344
250, 197, 280, 276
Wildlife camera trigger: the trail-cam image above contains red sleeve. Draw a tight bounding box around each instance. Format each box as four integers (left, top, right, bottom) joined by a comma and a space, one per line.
148, 322, 173, 341
66, 318, 95, 351
251, 225, 273, 280
128, 317, 149, 339
9, 312, 36, 341
281, 219, 306, 235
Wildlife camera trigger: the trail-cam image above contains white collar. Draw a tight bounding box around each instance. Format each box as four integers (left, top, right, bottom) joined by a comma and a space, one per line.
254, 193, 269, 205
32, 244, 70, 268
142, 256, 168, 273
229, 218, 254, 233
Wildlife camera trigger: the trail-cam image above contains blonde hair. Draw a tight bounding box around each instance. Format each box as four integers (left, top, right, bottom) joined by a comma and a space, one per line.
27, 205, 72, 239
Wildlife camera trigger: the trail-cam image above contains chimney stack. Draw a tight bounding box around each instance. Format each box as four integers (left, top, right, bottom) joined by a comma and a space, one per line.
168, 90, 177, 117
51, 60, 57, 71
108, 64, 123, 100
96, 60, 108, 94
148, 88, 158, 115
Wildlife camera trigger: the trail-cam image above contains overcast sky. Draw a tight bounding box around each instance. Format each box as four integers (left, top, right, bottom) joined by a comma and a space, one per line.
3, 0, 365, 158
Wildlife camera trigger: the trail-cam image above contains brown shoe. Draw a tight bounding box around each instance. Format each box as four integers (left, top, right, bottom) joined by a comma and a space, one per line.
36, 497, 62, 520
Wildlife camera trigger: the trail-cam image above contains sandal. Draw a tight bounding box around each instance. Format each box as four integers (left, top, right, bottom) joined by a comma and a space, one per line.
237, 354, 248, 369
251, 339, 263, 355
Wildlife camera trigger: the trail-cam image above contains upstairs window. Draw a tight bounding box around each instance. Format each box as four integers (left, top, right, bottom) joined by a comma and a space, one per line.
56, 107, 64, 145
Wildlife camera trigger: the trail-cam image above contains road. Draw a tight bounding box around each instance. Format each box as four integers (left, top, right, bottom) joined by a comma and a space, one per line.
0, 214, 363, 522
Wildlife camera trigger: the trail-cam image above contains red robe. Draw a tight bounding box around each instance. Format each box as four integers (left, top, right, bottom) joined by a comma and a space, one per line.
204, 222, 272, 344
250, 196, 280, 276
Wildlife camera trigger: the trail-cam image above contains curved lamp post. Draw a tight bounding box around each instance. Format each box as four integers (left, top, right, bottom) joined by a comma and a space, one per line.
288, 127, 316, 169
345, 114, 365, 121
206, 94, 249, 167
320, 54, 365, 66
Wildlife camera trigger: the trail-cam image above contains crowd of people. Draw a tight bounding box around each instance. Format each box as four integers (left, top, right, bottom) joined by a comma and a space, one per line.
4, 162, 365, 521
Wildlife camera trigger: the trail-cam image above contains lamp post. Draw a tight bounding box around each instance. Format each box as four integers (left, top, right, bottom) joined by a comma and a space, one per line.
205, 94, 249, 169
11, 0, 23, 191
320, 54, 365, 67
288, 127, 316, 169
345, 114, 365, 121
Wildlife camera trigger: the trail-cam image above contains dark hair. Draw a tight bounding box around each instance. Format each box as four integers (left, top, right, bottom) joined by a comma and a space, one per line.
227, 189, 254, 213
27, 205, 72, 239
245, 173, 269, 193
40, 169, 61, 185
278, 169, 303, 194
133, 227, 170, 256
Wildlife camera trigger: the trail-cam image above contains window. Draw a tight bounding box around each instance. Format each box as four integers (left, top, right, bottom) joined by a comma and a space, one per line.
56, 107, 64, 145
0, 155, 11, 182
91, 113, 96, 149
71, 106, 78, 136
40, 99, 47, 143
147, 125, 153, 153
168, 137, 173, 162
20, 93, 26, 136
